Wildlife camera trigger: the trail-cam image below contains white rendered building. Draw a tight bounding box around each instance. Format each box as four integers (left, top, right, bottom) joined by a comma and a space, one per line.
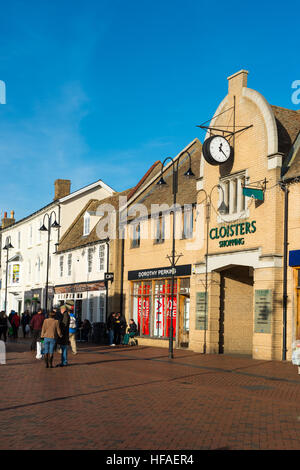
0, 179, 114, 315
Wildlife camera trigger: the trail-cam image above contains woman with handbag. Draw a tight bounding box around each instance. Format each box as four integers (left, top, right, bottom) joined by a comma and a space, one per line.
41, 311, 62, 368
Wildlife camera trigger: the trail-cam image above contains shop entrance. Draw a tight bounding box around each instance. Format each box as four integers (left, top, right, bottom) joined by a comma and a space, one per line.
218, 265, 254, 356
178, 278, 190, 348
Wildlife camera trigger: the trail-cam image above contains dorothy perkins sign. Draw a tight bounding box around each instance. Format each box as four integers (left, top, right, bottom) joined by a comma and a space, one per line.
210, 220, 256, 248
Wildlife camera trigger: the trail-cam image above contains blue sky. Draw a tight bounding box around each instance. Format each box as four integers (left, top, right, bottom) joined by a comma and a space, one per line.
0, 0, 299, 220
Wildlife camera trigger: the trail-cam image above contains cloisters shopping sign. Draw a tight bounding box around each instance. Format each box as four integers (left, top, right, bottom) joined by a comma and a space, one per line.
209, 220, 256, 248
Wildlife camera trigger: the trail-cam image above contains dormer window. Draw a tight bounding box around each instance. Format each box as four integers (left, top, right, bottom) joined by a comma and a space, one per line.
83, 212, 91, 236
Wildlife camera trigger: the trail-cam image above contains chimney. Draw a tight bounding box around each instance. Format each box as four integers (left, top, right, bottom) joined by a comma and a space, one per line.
1, 210, 15, 229
227, 69, 248, 95
54, 179, 71, 200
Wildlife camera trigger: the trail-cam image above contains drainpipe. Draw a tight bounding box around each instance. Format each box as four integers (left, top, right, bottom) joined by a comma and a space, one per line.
282, 183, 289, 361
105, 238, 110, 321
120, 234, 125, 315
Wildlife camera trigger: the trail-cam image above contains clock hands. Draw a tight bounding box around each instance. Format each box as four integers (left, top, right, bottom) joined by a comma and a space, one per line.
219, 142, 227, 158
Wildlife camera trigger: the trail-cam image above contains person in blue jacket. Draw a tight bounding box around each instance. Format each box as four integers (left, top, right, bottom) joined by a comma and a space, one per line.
69, 308, 77, 355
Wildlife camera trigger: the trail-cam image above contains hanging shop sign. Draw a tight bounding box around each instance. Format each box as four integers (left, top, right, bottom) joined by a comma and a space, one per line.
209, 220, 256, 248
242, 187, 264, 201
105, 272, 114, 282
254, 289, 272, 333
128, 264, 191, 281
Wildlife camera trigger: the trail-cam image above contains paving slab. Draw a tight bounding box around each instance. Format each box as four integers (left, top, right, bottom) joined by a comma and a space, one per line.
1, 338, 300, 450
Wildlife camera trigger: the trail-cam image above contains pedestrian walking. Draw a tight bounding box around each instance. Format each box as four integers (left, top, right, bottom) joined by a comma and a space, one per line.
30, 308, 45, 358
69, 309, 77, 355
9, 311, 20, 339
21, 310, 31, 338
56, 304, 70, 367
0, 311, 8, 342
41, 311, 62, 368
107, 312, 116, 346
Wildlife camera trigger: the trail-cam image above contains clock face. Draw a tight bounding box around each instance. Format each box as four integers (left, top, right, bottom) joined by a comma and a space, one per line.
203, 135, 233, 165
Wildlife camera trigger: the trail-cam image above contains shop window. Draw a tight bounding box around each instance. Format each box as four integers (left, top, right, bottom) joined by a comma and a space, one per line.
99, 294, 105, 322
88, 295, 94, 322
131, 281, 152, 336
131, 279, 178, 339
131, 223, 140, 248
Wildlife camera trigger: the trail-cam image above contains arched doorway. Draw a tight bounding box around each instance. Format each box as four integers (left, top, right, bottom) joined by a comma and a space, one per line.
218, 265, 254, 356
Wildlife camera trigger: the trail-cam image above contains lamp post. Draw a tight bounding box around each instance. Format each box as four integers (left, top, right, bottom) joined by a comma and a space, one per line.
3, 236, 14, 315
39, 211, 60, 313
157, 150, 195, 359
197, 185, 227, 353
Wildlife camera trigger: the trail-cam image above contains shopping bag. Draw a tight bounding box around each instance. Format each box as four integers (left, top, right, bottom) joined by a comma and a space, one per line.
292, 349, 300, 365
25, 324, 30, 333
36, 341, 42, 359
122, 334, 129, 345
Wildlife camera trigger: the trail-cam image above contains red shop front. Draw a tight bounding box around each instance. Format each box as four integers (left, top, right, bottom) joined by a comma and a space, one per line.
128, 265, 191, 343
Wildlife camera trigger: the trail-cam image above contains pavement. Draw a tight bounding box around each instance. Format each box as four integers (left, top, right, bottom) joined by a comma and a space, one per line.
1, 337, 300, 451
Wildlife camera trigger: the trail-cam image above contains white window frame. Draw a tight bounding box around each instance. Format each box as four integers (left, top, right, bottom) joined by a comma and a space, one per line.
218, 171, 249, 223
182, 205, 194, 239
28, 225, 33, 247
99, 244, 105, 271
59, 255, 64, 277
99, 293, 105, 322
38, 219, 42, 243
67, 253, 72, 277
83, 212, 91, 236
28, 260, 31, 280
87, 247, 93, 273
36, 256, 41, 282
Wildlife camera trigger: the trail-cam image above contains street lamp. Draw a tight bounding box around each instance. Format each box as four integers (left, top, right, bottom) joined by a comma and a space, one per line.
156, 150, 195, 359
198, 185, 227, 354
39, 211, 60, 312
3, 236, 14, 315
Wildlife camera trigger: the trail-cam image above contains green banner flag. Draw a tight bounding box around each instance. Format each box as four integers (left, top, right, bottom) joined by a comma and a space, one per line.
242, 187, 264, 201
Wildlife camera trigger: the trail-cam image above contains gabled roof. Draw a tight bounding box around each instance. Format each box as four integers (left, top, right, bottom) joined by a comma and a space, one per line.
271, 105, 300, 155
0, 179, 115, 233
126, 161, 161, 200
59, 179, 115, 203
128, 139, 202, 214
57, 188, 133, 253
282, 132, 300, 181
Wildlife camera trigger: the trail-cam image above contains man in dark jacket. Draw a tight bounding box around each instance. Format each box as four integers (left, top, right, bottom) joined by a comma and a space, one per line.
30, 309, 45, 355
56, 304, 70, 367
21, 310, 31, 338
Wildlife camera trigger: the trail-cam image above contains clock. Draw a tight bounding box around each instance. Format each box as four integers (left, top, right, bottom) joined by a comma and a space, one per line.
202, 135, 233, 165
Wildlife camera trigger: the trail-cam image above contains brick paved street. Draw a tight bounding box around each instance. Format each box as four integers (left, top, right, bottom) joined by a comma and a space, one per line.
1, 338, 300, 450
